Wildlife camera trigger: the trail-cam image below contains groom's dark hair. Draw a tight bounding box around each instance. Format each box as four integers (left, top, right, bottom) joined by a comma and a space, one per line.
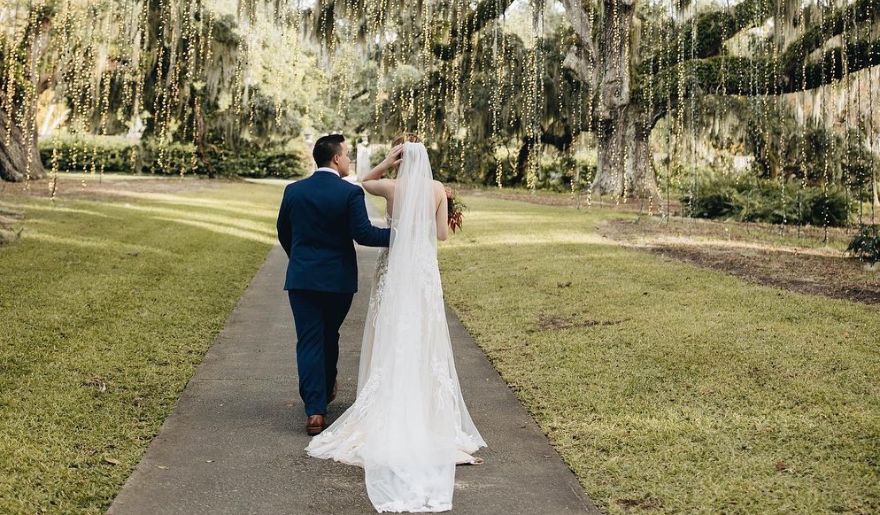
313, 134, 346, 167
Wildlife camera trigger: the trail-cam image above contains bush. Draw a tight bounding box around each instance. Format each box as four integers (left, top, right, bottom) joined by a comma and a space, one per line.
39, 138, 307, 178
681, 176, 854, 227
39, 137, 133, 173
847, 224, 880, 264
684, 181, 739, 219
140, 143, 307, 178
532, 157, 596, 192
796, 187, 852, 227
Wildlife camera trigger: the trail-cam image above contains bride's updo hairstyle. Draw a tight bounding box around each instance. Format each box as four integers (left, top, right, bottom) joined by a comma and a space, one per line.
389, 134, 422, 178
392, 133, 421, 146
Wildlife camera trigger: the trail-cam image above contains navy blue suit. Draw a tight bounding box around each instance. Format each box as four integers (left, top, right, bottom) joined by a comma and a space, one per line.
276, 170, 391, 417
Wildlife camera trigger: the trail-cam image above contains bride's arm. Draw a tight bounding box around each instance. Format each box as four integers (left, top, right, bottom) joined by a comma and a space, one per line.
361, 144, 403, 199
434, 182, 449, 241
362, 178, 394, 198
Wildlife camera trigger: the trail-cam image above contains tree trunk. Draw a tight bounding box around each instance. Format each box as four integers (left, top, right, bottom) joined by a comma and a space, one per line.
592, 104, 659, 199
0, 4, 52, 183
0, 109, 46, 182
588, 0, 658, 199
193, 98, 216, 178
513, 136, 538, 185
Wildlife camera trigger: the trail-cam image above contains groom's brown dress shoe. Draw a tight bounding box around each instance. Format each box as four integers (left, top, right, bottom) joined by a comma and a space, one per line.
306, 414, 325, 436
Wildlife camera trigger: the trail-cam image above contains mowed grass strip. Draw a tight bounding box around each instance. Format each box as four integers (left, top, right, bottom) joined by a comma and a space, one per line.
437, 196, 879, 514
0, 180, 284, 514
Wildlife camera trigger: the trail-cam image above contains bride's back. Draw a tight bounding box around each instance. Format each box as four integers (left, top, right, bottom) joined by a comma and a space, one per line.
377, 145, 450, 242
387, 143, 439, 248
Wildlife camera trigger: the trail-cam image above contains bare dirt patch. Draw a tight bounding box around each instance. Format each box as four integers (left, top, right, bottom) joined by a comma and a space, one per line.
599, 217, 880, 305
615, 497, 664, 511
536, 314, 630, 331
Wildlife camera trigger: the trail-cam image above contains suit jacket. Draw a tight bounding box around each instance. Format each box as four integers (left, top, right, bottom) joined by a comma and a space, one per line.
276, 170, 391, 293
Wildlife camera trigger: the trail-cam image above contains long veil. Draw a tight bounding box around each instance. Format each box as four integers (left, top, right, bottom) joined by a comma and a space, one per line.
305, 142, 486, 513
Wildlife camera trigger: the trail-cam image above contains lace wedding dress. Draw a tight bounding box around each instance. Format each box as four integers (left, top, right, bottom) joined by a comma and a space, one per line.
305, 142, 487, 513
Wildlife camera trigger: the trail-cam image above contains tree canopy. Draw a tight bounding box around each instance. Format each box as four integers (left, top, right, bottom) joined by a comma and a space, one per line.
1, 0, 878, 222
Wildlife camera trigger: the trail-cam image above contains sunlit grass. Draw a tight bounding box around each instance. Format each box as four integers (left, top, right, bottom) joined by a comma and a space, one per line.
21, 230, 177, 256
438, 195, 880, 514
0, 181, 285, 514
105, 190, 280, 218
464, 185, 868, 253
148, 216, 276, 244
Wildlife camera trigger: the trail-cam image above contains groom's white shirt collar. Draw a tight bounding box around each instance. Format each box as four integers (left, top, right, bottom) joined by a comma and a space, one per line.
314, 167, 340, 177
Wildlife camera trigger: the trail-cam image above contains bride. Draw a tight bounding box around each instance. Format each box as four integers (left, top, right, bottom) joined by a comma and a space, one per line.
305, 134, 487, 513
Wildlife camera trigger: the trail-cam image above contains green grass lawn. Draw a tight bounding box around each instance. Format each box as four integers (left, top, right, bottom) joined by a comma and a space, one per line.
3, 177, 877, 513
437, 195, 880, 514
0, 178, 284, 513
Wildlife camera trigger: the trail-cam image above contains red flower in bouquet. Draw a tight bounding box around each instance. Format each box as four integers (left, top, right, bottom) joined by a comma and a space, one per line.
445, 186, 465, 233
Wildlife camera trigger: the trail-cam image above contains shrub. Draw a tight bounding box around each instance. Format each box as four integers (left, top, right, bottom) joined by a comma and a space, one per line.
681, 176, 854, 227
39, 137, 133, 173
39, 138, 306, 178
846, 224, 880, 264
532, 158, 596, 192
797, 187, 852, 227
684, 181, 739, 219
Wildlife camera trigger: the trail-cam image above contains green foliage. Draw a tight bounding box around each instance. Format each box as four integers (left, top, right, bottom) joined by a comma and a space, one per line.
374, 27, 586, 174
847, 224, 880, 263
39, 136, 133, 174
713, 99, 880, 196
682, 178, 740, 219
385, 141, 594, 190
39, 138, 306, 178
426, 140, 499, 184
141, 143, 307, 179
533, 156, 596, 192
234, 148, 307, 178
681, 175, 854, 227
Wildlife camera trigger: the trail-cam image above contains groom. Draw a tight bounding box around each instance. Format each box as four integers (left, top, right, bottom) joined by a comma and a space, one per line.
276, 134, 391, 436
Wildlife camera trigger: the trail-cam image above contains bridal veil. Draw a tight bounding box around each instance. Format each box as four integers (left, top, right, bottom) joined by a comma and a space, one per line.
305, 142, 486, 512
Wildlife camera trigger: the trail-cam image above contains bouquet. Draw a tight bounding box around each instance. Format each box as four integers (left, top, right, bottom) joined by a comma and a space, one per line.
445, 186, 465, 233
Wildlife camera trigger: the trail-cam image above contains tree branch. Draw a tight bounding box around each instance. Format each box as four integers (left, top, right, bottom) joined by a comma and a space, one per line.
638, 0, 772, 76
798, 37, 880, 91
596, 0, 636, 120
560, 0, 596, 59
432, 0, 515, 61
641, 36, 880, 117
560, 0, 598, 90
780, 0, 879, 79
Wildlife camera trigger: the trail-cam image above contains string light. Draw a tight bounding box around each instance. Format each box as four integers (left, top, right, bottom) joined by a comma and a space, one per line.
798, 0, 808, 239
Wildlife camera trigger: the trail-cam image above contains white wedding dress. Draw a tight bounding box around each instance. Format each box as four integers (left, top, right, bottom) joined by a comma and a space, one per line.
305, 142, 487, 512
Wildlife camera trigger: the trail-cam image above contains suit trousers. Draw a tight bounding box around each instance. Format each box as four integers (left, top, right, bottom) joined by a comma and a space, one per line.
288, 289, 354, 416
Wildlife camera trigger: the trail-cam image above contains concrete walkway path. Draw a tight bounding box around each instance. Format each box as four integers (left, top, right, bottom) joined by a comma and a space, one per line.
108, 209, 598, 514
